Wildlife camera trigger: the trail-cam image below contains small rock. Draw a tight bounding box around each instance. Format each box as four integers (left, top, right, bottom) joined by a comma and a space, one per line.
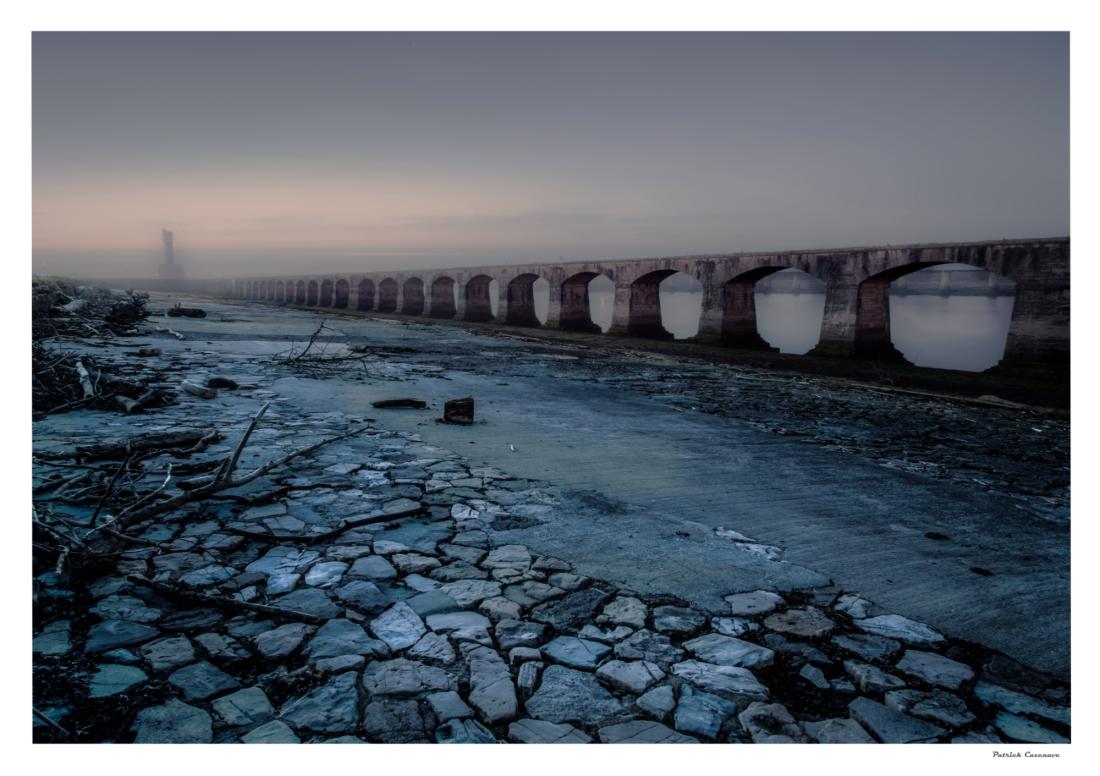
304, 561, 347, 587
973, 681, 1070, 726
139, 635, 196, 673
831, 632, 901, 662
670, 660, 769, 701
168, 660, 240, 701
89, 664, 147, 698
738, 701, 804, 743
524, 665, 624, 726
84, 620, 159, 653
848, 696, 945, 743
531, 587, 614, 631
363, 698, 428, 743
993, 712, 1068, 744
495, 619, 549, 651
637, 684, 677, 720
516, 661, 541, 697
333, 579, 388, 613
131, 698, 212, 743
674, 685, 736, 740
596, 659, 665, 694
856, 614, 945, 646
370, 602, 426, 650
479, 596, 523, 621
602, 596, 648, 629
211, 687, 274, 727
466, 645, 518, 723
896, 650, 974, 690
599, 720, 697, 743
724, 590, 783, 616
579, 624, 634, 643
428, 690, 474, 722
763, 607, 834, 638
242, 720, 300, 743
436, 718, 497, 743
614, 629, 685, 667
349, 554, 397, 580
272, 588, 341, 619
542, 636, 611, 670
711, 617, 758, 638
508, 718, 591, 744
439, 579, 502, 607
652, 606, 707, 635
33, 621, 72, 656
683, 633, 774, 670
91, 595, 162, 624
307, 618, 388, 660
280, 672, 360, 734
803, 718, 875, 743
799, 663, 829, 689
254, 623, 315, 659
408, 632, 457, 665
844, 660, 907, 694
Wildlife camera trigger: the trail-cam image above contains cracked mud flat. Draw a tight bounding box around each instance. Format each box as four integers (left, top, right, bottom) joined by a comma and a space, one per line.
32, 295, 1070, 743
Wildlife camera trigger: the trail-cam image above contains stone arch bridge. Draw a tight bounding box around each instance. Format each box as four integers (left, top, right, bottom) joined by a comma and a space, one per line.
235, 237, 1069, 364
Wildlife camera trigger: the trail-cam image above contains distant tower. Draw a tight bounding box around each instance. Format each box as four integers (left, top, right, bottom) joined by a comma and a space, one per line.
158, 228, 185, 280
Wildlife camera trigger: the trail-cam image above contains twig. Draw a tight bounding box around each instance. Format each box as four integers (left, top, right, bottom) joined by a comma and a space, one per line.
127, 575, 325, 624
225, 505, 427, 545
33, 706, 72, 740
217, 402, 271, 483
89, 452, 133, 525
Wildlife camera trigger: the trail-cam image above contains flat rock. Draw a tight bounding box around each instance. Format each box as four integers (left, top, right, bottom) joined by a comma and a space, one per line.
599, 720, 697, 744
91, 595, 162, 624
596, 659, 665, 694
897, 650, 974, 690
430, 561, 488, 582
304, 561, 348, 587
131, 698, 212, 743
408, 632, 457, 664
614, 629, 685, 667
495, 619, 548, 650
245, 547, 320, 576
333, 579, 388, 613
427, 690, 473, 722
848, 696, 945, 743
272, 588, 341, 620
844, 660, 907, 694
265, 573, 299, 596
803, 717, 875, 743
392, 553, 442, 575
33, 620, 72, 656
992, 711, 1068, 744
407, 590, 461, 618
139, 635, 196, 673
370, 602, 426, 650
764, 607, 834, 638
363, 698, 428, 743
168, 660, 240, 701
524, 665, 625, 726
84, 620, 159, 653
856, 614, 945, 646
254, 623, 315, 659
194, 632, 249, 662
671, 660, 769, 701
280, 672, 359, 734
973, 681, 1070, 726
602, 596, 648, 629
362, 658, 458, 696
439, 579, 502, 607
531, 587, 614, 632
436, 718, 497, 743
579, 624, 634, 643
479, 596, 523, 621
724, 590, 783, 616
349, 554, 397, 580
466, 645, 518, 723
738, 701, 804, 743
482, 544, 532, 570
799, 663, 830, 689
832, 632, 901, 662
542, 636, 611, 670
683, 633, 774, 670
909, 691, 977, 728
307, 618, 389, 660
711, 617, 757, 637
652, 606, 707, 635
638, 684, 677, 720
211, 687, 274, 727
509, 718, 592, 743
241, 720, 300, 743
674, 685, 737, 739
89, 664, 147, 698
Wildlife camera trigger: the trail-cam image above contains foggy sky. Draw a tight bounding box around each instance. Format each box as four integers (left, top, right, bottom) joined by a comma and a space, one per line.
32, 32, 1069, 278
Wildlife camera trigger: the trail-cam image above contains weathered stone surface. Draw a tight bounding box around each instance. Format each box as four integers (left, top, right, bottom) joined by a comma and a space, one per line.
137, 635, 195, 673
516, 660, 541, 697
280, 672, 359, 734
738, 701, 804, 743
832, 632, 901, 662
180, 565, 236, 587
211, 687, 274, 727
363, 698, 428, 743
427, 690, 473, 722
674, 685, 736, 739
478, 595, 522, 621
908, 691, 976, 727
168, 660, 240, 701
602, 596, 648, 629
242, 720, 300, 743
973, 681, 1070, 726
194, 631, 249, 662
333, 579, 388, 613
246, 547, 320, 576
614, 629, 685, 667
316, 654, 366, 673
548, 573, 588, 591
638, 684, 677, 720
131, 698, 212, 743
724, 590, 783, 616
349, 554, 397, 580
362, 658, 458, 696
599, 720, 697, 744
508, 718, 592, 744
373, 539, 412, 555
254, 623, 315, 659
683, 633, 774, 670
953, 728, 1003, 744
392, 553, 442, 575
495, 619, 548, 650
265, 573, 300, 596
799, 663, 829, 689
804, 717, 875, 743
404, 573, 440, 592
524, 665, 625, 726
503, 580, 564, 607
467, 645, 518, 723
439, 579, 502, 607
896, 650, 974, 690
531, 587, 614, 632
483, 545, 532, 571
844, 660, 907, 694
762, 633, 832, 667
579, 624, 633, 643
436, 718, 497, 743
91, 595, 162, 624
33, 620, 72, 656
652, 606, 707, 635
596, 659, 665, 694
370, 602, 426, 650
856, 614, 945, 646
408, 631, 456, 664
848, 696, 946, 743
304, 561, 348, 587
542, 636, 611, 670
273, 588, 341, 619
89, 664, 147, 697
431, 561, 489, 582
671, 660, 769, 701
992, 712, 1068, 744
307, 618, 388, 660
85, 620, 159, 653
406, 590, 460, 618
763, 607, 835, 638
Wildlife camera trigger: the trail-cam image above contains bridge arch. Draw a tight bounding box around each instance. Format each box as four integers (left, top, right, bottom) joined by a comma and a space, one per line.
506, 273, 549, 326
320, 279, 334, 307
274, 280, 285, 303
465, 275, 496, 322
560, 271, 614, 333
358, 279, 376, 311
626, 270, 703, 339
722, 266, 823, 352
430, 276, 457, 319
378, 278, 398, 312
402, 277, 425, 315
292, 280, 304, 304
306, 280, 319, 306
334, 279, 349, 308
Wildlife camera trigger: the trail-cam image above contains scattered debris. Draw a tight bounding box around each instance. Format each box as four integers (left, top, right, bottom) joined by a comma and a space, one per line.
441, 397, 475, 425
372, 399, 428, 409
181, 380, 217, 399
166, 304, 207, 318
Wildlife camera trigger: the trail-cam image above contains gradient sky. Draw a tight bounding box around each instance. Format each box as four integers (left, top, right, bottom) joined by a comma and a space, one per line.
32, 32, 1069, 278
